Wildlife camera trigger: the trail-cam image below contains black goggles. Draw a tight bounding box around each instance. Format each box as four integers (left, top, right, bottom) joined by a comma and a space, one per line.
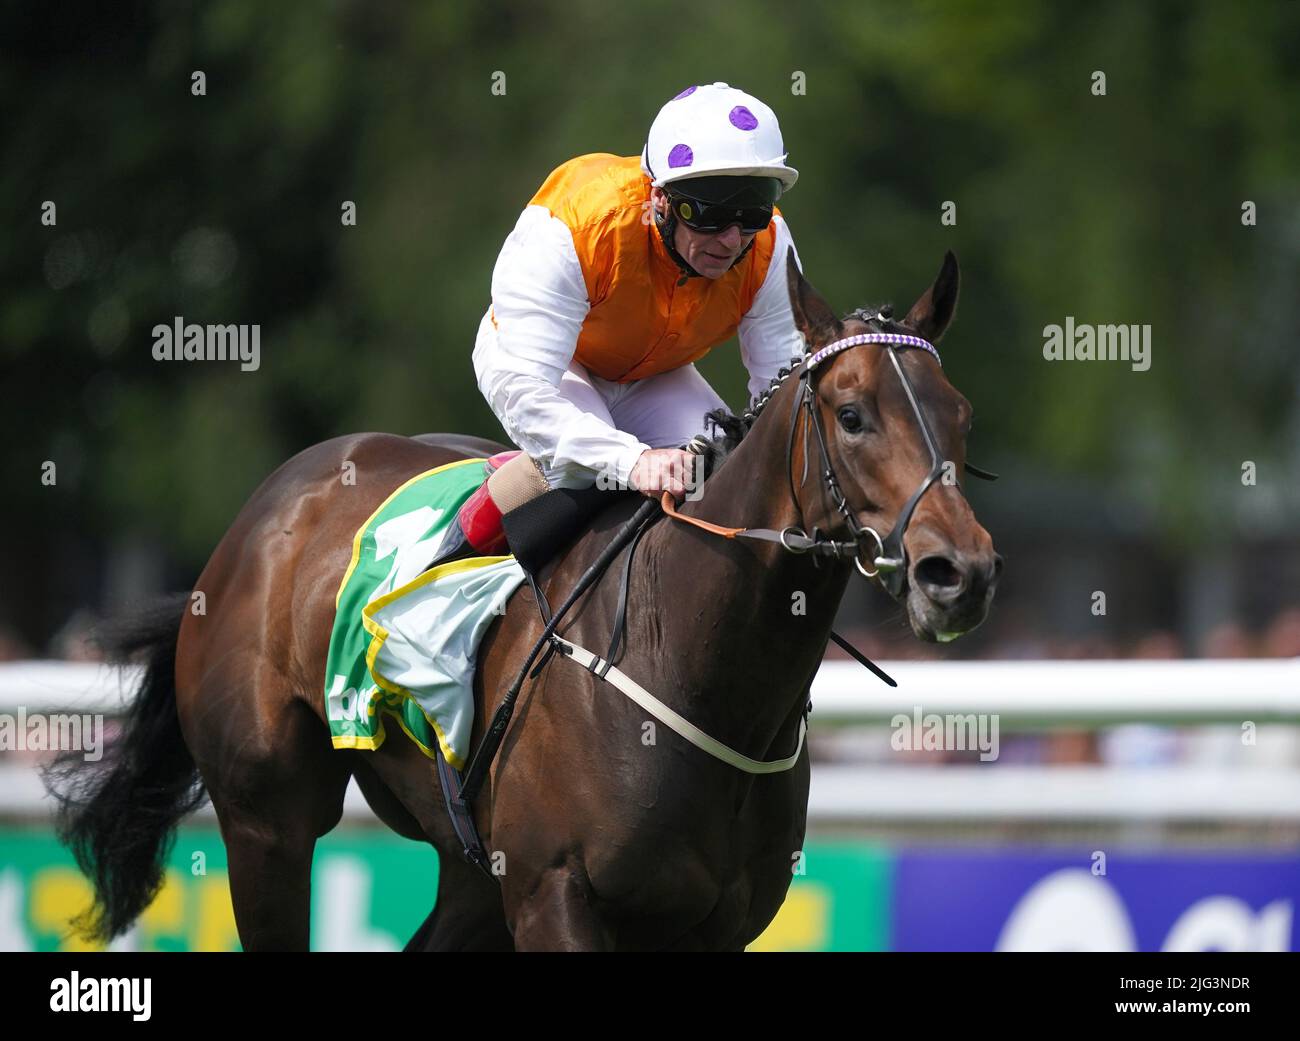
666, 192, 774, 235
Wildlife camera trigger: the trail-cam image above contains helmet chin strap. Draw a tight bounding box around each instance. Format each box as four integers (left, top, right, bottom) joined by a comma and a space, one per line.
653, 198, 756, 285
653, 206, 700, 282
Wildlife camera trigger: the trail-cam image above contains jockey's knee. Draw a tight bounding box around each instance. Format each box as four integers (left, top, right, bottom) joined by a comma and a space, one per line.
535, 458, 602, 492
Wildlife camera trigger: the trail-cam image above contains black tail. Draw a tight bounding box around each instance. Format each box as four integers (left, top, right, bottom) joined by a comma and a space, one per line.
44, 593, 208, 942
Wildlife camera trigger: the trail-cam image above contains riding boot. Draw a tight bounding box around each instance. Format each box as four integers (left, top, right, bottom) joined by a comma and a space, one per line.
427, 451, 548, 569
428, 481, 509, 568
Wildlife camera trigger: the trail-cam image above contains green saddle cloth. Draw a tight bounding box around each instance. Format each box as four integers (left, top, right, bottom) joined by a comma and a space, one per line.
324, 458, 526, 768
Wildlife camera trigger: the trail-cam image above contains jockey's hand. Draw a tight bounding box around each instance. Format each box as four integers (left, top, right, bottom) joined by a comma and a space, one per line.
629, 447, 698, 502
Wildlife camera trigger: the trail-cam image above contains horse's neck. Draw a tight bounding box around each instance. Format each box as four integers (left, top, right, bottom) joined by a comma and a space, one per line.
644, 386, 851, 756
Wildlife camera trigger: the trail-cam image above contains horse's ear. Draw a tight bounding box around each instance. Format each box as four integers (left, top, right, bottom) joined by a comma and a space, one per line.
903, 251, 960, 344
785, 246, 841, 350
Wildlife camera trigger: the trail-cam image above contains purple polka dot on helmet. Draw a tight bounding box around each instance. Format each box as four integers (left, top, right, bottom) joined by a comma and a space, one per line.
672, 85, 697, 100
729, 106, 759, 131
667, 144, 694, 169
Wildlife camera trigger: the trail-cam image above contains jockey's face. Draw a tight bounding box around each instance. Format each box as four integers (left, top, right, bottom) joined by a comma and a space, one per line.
651, 187, 756, 280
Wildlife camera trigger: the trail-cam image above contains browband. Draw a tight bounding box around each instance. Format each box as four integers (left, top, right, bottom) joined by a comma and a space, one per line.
806, 332, 941, 371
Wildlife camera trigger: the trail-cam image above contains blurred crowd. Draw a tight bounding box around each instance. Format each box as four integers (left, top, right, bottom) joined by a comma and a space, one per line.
0, 609, 103, 663
829, 604, 1300, 663
813, 717, 1300, 771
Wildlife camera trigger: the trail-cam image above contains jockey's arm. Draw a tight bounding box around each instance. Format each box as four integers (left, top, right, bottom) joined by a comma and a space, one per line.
737, 215, 806, 409
473, 207, 653, 490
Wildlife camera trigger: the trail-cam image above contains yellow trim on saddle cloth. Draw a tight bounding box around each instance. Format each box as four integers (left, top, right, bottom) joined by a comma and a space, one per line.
329, 705, 434, 760
330, 704, 444, 760
358, 552, 516, 770
334, 457, 486, 610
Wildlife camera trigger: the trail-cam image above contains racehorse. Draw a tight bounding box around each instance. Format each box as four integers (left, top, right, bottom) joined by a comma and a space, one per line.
51, 252, 1000, 950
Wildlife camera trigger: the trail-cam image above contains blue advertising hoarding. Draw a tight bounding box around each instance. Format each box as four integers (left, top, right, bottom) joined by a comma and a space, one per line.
892, 850, 1300, 952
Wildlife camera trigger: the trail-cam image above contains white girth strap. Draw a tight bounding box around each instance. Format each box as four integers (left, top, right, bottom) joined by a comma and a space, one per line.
551, 638, 807, 774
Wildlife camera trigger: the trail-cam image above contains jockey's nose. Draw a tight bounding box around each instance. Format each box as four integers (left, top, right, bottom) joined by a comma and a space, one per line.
714, 224, 744, 249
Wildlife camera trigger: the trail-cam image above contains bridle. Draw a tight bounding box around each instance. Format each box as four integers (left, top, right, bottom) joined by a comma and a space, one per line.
792, 323, 946, 597
663, 312, 997, 600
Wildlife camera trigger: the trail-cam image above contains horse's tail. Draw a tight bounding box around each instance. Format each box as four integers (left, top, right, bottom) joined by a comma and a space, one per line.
44, 593, 207, 942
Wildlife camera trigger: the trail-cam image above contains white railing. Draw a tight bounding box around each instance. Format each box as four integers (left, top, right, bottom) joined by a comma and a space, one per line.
0, 661, 144, 713
807, 658, 1300, 725
4, 657, 1298, 722
3, 658, 1299, 821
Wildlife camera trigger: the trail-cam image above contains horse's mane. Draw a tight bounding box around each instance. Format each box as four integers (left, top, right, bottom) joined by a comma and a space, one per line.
697, 303, 906, 478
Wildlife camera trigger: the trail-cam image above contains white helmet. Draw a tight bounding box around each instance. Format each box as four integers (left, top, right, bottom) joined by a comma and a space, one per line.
641, 82, 798, 193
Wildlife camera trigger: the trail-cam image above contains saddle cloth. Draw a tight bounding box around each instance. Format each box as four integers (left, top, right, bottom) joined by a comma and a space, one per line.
324, 458, 526, 768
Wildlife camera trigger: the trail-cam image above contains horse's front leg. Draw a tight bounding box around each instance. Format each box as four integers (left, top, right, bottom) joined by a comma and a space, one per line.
507, 861, 614, 951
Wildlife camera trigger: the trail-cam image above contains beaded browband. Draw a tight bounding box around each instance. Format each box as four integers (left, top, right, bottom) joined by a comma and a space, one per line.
805, 331, 942, 371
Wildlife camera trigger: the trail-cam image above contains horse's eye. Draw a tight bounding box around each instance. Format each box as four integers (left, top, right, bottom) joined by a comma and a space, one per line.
838, 407, 863, 433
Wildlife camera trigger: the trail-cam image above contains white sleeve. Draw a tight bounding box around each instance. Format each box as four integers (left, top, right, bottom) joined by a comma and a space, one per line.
472, 205, 650, 486
738, 215, 806, 406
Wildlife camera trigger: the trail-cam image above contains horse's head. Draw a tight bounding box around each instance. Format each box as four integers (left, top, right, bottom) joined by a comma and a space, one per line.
784, 250, 1001, 641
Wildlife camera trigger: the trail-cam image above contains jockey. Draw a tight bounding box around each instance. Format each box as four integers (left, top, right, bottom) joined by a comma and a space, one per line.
432, 82, 805, 566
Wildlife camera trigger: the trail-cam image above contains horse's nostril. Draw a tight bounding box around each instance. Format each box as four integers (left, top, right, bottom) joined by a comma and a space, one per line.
993, 554, 1005, 579
915, 555, 963, 591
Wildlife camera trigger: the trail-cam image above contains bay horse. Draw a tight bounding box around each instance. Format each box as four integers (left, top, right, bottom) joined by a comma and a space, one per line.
52, 252, 999, 950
